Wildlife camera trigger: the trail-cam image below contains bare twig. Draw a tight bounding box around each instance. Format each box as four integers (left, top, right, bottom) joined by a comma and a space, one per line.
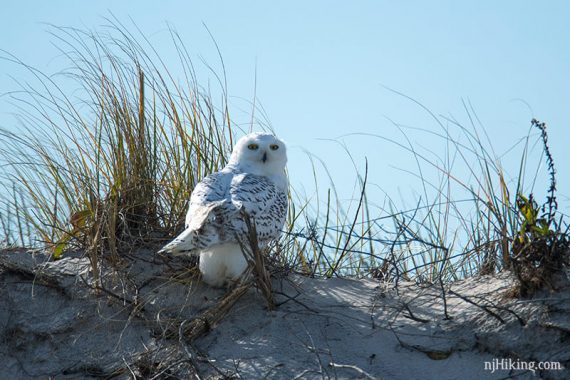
328, 362, 379, 380
448, 289, 505, 324
237, 209, 275, 310
402, 304, 430, 323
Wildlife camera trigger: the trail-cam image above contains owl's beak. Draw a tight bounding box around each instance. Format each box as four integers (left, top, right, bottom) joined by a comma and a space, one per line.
262, 151, 267, 163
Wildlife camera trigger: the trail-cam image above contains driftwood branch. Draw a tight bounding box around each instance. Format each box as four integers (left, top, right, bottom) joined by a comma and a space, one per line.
172, 283, 251, 342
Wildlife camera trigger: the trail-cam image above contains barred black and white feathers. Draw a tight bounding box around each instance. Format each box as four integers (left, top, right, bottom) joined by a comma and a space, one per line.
159, 133, 288, 287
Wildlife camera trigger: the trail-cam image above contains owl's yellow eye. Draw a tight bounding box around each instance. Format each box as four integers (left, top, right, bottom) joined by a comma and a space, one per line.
269, 144, 279, 151
247, 143, 259, 150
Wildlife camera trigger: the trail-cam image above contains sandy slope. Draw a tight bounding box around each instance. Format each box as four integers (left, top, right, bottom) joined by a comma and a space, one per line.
0, 249, 568, 379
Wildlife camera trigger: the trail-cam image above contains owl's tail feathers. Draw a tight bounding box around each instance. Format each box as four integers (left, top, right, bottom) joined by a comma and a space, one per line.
158, 228, 198, 256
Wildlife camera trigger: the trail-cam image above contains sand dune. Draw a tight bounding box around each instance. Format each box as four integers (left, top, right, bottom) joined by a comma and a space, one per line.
1, 249, 568, 379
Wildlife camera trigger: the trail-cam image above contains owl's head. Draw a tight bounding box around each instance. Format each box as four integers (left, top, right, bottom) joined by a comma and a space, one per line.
228, 132, 287, 176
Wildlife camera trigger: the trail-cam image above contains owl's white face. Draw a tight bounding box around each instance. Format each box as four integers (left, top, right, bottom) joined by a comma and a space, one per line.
228, 133, 287, 176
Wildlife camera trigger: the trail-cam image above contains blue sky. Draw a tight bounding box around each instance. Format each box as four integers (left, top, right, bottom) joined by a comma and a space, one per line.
1, 1, 569, 216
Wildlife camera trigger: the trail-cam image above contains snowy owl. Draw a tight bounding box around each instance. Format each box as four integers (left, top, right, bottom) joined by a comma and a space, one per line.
159, 132, 288, 287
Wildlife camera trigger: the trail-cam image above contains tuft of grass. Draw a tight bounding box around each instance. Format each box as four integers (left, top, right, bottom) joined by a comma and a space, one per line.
0, 21, 233, 270
277, 98, 567, 289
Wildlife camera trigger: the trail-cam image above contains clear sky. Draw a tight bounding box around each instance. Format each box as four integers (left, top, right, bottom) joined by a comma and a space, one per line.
1, 1, 569, 217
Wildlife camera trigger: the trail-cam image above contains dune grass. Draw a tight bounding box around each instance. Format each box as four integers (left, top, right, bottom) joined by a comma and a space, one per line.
0, 21, 567, 292
0, 22, 233, 276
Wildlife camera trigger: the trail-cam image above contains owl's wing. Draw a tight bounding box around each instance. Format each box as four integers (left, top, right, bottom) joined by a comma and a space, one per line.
229, 173, 288, 242
160, 171, 287, 255
185, 171, 232, 229
160, 171, 232, 255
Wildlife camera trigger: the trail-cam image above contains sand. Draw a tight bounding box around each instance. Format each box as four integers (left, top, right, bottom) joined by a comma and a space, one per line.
0, 248, 568, 379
